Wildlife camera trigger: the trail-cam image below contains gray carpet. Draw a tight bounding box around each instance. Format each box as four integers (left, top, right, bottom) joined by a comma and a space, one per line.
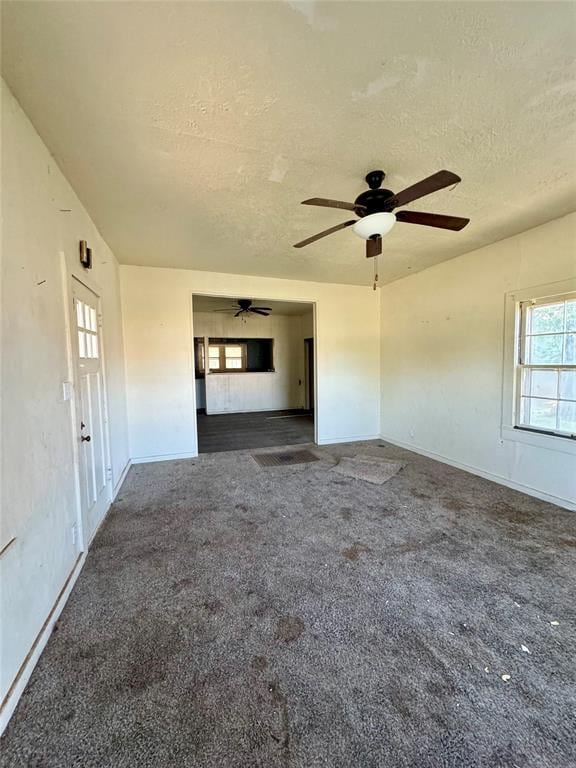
2, 441, 575, 768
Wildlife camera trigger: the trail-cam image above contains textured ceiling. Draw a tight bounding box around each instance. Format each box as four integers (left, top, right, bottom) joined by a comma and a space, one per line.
193, 295, 312, 316
2, 1, 575, 285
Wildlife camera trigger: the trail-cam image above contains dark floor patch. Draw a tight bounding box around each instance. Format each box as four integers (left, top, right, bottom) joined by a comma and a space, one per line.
198, 409, 314, 454
275, 615, 305, 643
2, 441, 575, 768
342, 542, 371, 561
202, 599, 223, 614
252, 449, 319, 468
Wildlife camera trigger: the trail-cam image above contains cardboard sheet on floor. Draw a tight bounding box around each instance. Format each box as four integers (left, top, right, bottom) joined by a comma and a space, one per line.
331, 454, 405, 484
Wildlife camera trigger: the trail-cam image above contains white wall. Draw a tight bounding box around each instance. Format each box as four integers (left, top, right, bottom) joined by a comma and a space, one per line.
0, 80, 129, 718
193, 310, 311, 414
121, 266, 380, 460
380, 213, 576, 510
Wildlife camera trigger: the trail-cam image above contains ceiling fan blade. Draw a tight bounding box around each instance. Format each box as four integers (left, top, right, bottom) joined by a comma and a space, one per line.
301, 198, 363, 212
294, 219, 356, 248
251, 309, 270, 316
252, 307, 271, 311
396, 210, 470, 231
366, 236, 382, 258
393, 170, 461, 208
234, 310, 243, 317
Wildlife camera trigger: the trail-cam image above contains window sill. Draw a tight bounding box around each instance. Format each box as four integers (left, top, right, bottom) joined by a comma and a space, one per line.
501, 425, 576, 455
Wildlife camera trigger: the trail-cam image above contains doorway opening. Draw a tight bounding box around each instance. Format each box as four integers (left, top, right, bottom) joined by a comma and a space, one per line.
192, 295, 315, 453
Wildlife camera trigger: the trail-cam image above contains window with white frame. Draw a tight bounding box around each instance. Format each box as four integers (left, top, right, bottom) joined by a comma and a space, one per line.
515, 293, 576, 437
208, 343, 246, 372
75, 298, 99, 359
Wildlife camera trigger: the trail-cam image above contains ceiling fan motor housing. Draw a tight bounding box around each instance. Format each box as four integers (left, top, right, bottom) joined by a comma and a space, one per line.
354, 171, 397, 217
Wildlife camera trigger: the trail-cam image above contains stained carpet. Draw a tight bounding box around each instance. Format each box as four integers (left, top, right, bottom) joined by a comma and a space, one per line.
1, 441, 575, 768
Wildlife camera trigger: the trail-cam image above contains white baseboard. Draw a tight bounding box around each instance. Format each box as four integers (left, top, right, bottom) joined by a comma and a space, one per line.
317, 434, 380, 446
0, 552, 86, 735
205, 407, 304, 416
131, 450, 199, 464
112, 459, 131, 499
380, 434, 575, 511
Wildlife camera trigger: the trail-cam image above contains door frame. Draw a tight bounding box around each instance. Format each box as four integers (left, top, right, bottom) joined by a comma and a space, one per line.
61, 259, 113, 551
190, 291, 318, 450
304, 337, 314, 412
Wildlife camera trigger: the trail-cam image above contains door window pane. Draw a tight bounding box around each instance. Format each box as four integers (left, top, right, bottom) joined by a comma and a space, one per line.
76, 300, 85, 329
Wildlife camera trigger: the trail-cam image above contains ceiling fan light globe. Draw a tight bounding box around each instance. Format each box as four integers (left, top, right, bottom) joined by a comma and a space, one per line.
353, 212, 396, 240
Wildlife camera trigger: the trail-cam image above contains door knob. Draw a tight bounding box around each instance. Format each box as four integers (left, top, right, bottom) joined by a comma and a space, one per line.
81, 435, 91, 442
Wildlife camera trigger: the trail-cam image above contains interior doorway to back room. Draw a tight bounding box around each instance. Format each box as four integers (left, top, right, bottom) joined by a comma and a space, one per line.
192, 295, 315, 453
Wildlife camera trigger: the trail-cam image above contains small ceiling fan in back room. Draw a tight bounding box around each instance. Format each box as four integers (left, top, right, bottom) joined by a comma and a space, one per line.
212, 299, 272, 318
294, 169, 470, 260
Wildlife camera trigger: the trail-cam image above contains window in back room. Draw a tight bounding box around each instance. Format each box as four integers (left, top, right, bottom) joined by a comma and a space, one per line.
207, 338, 274, 373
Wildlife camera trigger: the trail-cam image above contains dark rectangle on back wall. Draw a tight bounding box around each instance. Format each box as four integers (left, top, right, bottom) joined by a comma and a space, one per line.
209, 338, 274, 372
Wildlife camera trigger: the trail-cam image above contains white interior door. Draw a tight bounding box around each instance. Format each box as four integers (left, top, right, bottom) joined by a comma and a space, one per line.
71, 279, 110, 542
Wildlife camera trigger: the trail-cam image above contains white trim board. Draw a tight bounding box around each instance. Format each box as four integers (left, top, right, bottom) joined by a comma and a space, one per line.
317, 434, 380, 446
0, 456, 131, 736
0, 553, 86, 735
380, 434, 575, 511
113, 459, 132, 498
131, 451, 199, 464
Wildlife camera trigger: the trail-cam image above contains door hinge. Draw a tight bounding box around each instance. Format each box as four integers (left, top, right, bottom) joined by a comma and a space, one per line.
106, 467, 113, 481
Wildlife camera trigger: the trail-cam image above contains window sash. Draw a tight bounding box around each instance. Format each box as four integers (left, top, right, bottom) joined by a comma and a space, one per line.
207, 343, 247, 372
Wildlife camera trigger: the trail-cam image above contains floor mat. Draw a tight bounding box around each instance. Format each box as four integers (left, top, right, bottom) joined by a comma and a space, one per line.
251, 448, 320, 467
331, 454, 405, 484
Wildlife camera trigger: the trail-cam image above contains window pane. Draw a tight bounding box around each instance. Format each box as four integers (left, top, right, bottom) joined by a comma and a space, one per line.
564, 333, 576, 364
225, 358, 242, 369
559, 370, 576, 400
528, 302, 564, 334
558, 401, 576, 433
92, 334, 99, 358
76, 300, 85, 329
528, 334, 563, 364
523, 369, 557, 398
88, 307, 97, 332
225, 346, 242, 358
521, 397, 557, 430
566, 300, 576, 332
78, 330, 86, 358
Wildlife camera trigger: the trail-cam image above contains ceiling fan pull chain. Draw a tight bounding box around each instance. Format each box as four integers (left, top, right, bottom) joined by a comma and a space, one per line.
373, 255, 379, 291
